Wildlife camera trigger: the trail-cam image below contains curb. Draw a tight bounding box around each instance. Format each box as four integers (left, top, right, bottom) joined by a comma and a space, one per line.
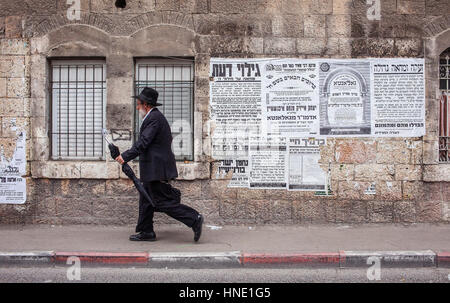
0, 250, 448, 268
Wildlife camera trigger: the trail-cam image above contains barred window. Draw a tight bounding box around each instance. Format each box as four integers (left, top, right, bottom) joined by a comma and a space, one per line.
134, 58, 194, 161
51, 60, 106, 160
439, 48, 450, 162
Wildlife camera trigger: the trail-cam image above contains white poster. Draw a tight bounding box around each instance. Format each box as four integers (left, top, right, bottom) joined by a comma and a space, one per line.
0, 130, 27, 204
209, 58, 426, 192
319, 60, 371, 136
288, 137, 327, 191
261, 59, 320, 137
210, 58, 263, 161
248, 136, 288, 189
371, 58, 425, 137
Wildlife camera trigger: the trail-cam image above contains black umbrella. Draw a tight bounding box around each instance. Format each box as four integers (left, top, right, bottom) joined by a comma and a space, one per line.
103, 132, 155, 207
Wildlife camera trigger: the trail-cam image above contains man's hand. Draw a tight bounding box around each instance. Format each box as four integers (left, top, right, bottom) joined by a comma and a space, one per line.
115, 154, 125, 165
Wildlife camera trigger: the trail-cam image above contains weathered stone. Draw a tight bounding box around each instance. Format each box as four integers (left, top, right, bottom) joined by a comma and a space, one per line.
5, 16, 22, 38
397, 0, 425, 14
354, 164, 395, 181
335, 139, 376, 164
184, 198, 221, 223
395, 164, 422, 181
210, 0, 257, 14
416, 200, 442, 222
395, 38, 424, 57
263, 37, 296, 55
31, 161, 81, 178
331, 164, 354, 181
368, 201, 393, 223
351, 38, 396, 57
293, 200, 335, 223
402, 181, 424, 200
425, 0, 449, 15
333, 0, 352, 14
271, 14, 304, 38
171, 180, 202, 199
327, 15, 351, 37
338, 180, 371, 200
0, 56, 25, 77
393, 201, 416, 223
304, 15, 326, 38
377, 181, 402, 201
423, 165, 450, 182
376, 140, 410, 164
7, 77, 29, 98
201, 179, 238, 200
0, 39, 30, 55
302, 0, 333, 14
336, 200, 368, 223
0, 77, 6, 97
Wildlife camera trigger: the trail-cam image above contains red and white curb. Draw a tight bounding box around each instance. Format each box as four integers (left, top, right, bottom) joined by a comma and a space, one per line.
0, 251, 449, 268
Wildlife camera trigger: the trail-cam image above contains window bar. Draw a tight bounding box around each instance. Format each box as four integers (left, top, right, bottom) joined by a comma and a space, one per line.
180, 65, 183, 158
92, 64, 95, 157
101, 64, 104, 158
84, 65, 87, 157
67, 65, 70, 156
58, 65, 61, 158
76, 65, 78, 157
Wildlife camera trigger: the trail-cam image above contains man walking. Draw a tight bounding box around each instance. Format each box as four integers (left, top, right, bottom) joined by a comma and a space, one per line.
115, 87, 204, 242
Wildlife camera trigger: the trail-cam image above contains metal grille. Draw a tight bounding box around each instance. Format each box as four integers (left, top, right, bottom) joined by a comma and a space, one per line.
439, 48, 450, 162
134, 58, 194, 161
51, 60, 106, 160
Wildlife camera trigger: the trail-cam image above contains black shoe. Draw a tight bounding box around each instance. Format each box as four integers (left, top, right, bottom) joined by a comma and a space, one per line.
192, 214, 204, 242
129, 231, 156, 241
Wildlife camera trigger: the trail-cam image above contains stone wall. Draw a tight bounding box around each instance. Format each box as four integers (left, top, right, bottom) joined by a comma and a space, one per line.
0, 0, 449, 225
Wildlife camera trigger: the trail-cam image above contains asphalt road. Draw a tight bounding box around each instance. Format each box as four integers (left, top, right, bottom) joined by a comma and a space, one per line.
0, 266, 449, 283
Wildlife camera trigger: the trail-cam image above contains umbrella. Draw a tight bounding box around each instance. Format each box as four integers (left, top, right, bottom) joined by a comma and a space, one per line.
102, 129, 155, 207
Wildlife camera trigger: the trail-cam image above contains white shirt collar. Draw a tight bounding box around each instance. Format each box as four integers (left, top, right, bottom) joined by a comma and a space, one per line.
142, 107, 154, 123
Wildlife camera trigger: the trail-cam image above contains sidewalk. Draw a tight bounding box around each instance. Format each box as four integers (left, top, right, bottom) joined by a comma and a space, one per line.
0, 223, 449, 268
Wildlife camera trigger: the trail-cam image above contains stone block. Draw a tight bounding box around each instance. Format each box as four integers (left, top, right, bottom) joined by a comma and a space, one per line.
304, 15, 326, 38
402, 181, 424, 200
393, 201, 416, 223
377, 181, 402, 201
31, 161, 81, 178
351, 38, 396, 57
293, 199, 335, 223
423, 165, 450, 182
333, 0, 352, 14
368, 201, 393, 223
397, 0, 425, 14
0, 77, 6, 97
376, 140, 410, 164
395, 38, 424, 57
0, 39, 30, 55
2, 98, 25, 117
7, 77, 29, 98
263, 37, 296, 55
354, 164, 395, 181
331, 164, 354, 181
302, 0, 333, 14
80, 162, 120, 179
416, 200, 442, 222
201, 179, 238, 200
395, 164, 422, 181
56, 197, 93, 217
90, 0, 153, 12
336, 200, 368, 223
327, 15, 351, 37
335, 139, 377, 164
5, 16, 22, 38
271, 15, 304, 37
210, 0, 256, 13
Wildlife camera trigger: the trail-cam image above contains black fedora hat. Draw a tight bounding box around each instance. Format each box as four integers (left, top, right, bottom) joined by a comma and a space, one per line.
132, 87, 162, 106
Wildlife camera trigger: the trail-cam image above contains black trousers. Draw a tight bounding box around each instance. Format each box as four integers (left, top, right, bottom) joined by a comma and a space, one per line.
135, 181, 199, 233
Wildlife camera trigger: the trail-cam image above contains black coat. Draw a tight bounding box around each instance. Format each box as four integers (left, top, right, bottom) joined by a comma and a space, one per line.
121, 108, 178, 182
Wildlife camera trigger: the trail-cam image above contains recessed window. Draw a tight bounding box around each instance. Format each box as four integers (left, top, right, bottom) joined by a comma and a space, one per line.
51, 60, 106, 160
134, 58, 194, 161
439, 48, 450, 162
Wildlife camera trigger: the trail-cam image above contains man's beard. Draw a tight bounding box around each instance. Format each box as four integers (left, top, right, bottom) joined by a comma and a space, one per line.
139, 108, 147, 119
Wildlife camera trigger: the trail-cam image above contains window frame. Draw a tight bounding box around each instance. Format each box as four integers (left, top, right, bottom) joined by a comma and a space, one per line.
49, 58, 107, 161
133, 57, 195, 162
